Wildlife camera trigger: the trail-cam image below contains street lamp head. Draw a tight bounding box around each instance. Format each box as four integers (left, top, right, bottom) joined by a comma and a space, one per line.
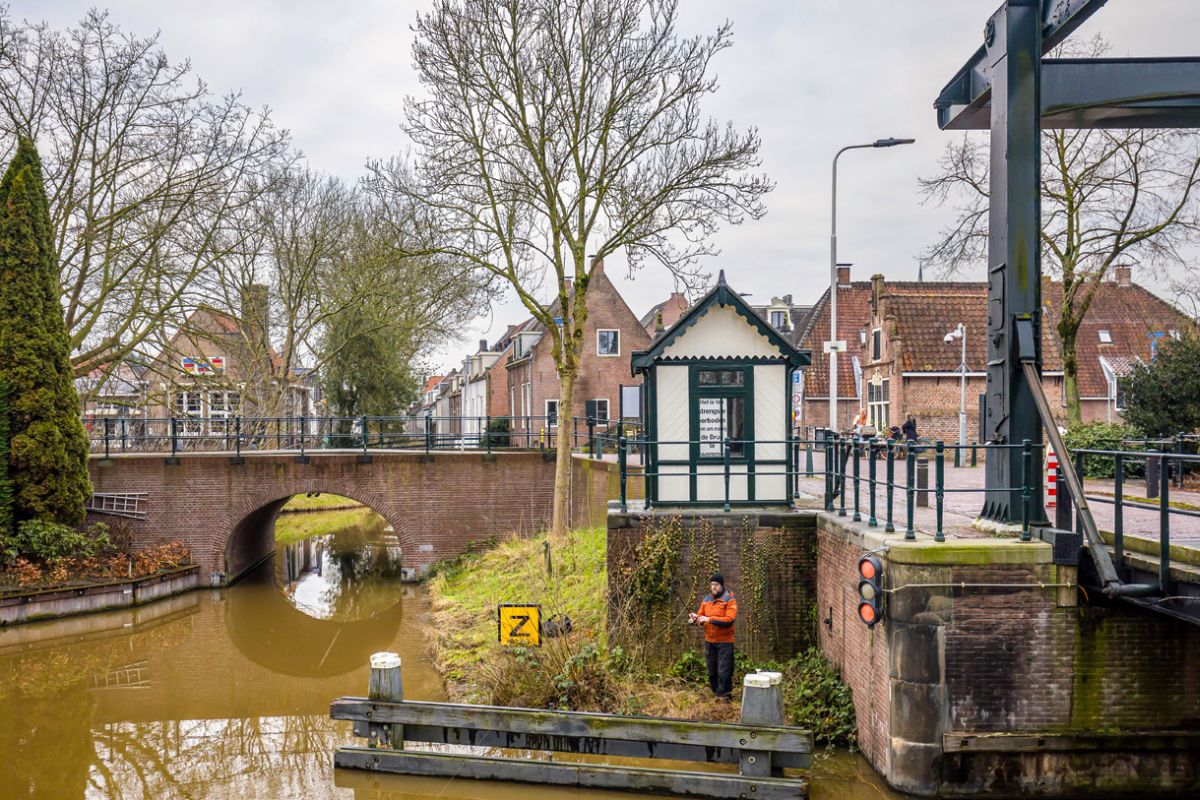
944, 333, 955, 344
873, 137, 916, 148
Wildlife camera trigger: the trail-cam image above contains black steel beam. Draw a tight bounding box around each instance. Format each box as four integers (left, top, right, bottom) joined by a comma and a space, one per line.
943, 58, 1200, 129
936, 0, 1111, 130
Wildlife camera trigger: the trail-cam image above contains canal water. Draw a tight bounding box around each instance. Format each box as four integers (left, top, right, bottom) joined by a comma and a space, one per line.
0, 505, 905, 800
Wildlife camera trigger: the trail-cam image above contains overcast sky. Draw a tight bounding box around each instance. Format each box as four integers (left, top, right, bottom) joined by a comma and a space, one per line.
26, 1, 1200, 371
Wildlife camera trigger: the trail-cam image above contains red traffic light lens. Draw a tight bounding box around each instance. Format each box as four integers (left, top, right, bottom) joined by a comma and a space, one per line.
857, 602, 878, 625
859, 557, 878, 580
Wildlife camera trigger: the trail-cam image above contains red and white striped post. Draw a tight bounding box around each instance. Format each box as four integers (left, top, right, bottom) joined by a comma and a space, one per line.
1045, 449, 1058, 509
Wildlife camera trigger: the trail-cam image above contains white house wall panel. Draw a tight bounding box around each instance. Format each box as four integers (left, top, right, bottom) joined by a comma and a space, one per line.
655, 365, 690, 462
660, 304, 779, 360
697, 464, 749, 503
657, 464, 691, 503
754, 364, 787, 462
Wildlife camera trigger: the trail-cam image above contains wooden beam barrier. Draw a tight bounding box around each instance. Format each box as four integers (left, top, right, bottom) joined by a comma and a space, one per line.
332, 653, 811, 799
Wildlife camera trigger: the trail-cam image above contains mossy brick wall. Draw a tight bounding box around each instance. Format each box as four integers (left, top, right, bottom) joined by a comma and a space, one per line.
605, 510, 817, 663
88, 451, 622, 583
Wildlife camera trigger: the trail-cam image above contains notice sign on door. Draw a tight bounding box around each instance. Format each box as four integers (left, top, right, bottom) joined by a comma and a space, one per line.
498, 604, 541, 647
698, 397, 725, 457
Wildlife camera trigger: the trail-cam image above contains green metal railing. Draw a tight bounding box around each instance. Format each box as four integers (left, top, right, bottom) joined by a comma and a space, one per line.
86, 415, 645, 458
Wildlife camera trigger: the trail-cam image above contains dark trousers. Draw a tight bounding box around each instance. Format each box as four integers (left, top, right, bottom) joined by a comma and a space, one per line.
705, 641, 734, 698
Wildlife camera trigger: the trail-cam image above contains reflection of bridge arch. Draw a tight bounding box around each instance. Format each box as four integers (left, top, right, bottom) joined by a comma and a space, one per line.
224, 561, 406, 678
224, 484, 414, 582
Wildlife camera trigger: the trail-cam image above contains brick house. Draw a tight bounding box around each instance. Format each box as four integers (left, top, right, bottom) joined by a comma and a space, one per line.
490, 258, 652, 443
797, 265, 1193, 442
81, 288, 321, 438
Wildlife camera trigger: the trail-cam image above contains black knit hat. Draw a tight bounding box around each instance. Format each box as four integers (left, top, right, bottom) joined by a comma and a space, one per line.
709, 573, 724, 587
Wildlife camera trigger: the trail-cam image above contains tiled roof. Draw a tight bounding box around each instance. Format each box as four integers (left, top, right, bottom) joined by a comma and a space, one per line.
799, 276, 1192, 401
421, 375, 444, 393
798, 283, 873, 398
1044, 280, 1191, 397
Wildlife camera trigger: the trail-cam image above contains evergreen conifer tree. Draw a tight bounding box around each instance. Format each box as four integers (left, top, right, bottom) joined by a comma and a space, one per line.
0, 138, 92, 526
0, 379, 12, 540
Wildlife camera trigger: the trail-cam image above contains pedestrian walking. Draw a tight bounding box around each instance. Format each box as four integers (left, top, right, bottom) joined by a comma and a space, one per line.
689, 573, 738, 701
902, 415, 918, 442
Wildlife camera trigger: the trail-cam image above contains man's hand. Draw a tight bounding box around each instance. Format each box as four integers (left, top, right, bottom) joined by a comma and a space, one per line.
696, 615, 709, 624
687, 612, 698, 625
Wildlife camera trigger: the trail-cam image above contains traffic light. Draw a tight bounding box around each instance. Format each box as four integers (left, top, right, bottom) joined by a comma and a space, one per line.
857, 555, 884, 628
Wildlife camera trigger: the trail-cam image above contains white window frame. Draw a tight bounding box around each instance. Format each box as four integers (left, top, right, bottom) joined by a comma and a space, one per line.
546, 399, 560, 428
591, 398, 610, 426
1098, 329, 1112, 343
770, 309, 786, 329
597, 329, 620, 357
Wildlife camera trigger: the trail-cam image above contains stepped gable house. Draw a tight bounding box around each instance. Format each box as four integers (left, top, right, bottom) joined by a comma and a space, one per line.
796, 265, 1193, 442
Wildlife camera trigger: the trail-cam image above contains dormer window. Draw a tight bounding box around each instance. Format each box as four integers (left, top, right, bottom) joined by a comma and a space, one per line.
1098, 329, 1112, 344
770, 310, 786, 329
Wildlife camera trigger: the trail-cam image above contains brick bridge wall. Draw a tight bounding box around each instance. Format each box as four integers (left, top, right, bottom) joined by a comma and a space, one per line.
89, 451, 630, 584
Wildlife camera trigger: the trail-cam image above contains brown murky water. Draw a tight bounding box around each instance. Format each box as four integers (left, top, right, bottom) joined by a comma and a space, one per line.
0, 513, 907, 800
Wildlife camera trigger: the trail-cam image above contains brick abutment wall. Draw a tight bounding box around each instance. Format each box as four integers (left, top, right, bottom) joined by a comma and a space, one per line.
89, 451, 623, 584
605, 510, 817, 664
817, 514, 1200, 798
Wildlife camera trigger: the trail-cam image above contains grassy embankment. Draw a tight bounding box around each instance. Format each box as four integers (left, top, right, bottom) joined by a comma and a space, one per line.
425, 526, 857, 747
274, 494, 374, 545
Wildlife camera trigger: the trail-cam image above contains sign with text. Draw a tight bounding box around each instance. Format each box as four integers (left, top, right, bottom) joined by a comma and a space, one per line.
498, 604, 541, 647
698, 397, 725, 457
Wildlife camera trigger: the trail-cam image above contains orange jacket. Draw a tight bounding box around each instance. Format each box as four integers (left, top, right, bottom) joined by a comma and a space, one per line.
696, 590, 737, 643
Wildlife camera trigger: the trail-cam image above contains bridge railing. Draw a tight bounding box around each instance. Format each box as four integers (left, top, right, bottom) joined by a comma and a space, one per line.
84, 415, 646, 457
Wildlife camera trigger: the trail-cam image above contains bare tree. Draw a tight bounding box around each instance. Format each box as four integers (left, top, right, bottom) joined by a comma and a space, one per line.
919, 36, 1200, 426
0, 9, 291, 387
370, 0, 771, 535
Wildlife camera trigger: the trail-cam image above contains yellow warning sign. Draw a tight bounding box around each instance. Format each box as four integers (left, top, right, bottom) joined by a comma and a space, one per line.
498, 604, 541, 647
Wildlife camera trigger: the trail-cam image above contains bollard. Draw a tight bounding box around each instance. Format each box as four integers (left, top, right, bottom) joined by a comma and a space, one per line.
368, 652, 404, 749
739, 671, 784, 778
916, 454, 929, 508
805, 441, 814, 477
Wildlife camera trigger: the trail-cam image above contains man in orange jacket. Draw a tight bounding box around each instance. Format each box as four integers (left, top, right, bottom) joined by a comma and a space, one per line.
689, 573, 738, 700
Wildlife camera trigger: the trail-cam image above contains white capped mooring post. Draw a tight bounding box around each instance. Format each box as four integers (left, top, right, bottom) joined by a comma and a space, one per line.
739, 670, 785, 778
368, 652, 403, 749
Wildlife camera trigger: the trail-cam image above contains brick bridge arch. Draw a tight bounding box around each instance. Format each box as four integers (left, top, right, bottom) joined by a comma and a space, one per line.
88, 450, 621, 584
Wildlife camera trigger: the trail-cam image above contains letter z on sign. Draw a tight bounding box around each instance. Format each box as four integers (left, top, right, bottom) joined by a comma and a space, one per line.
498, 604, 541, 647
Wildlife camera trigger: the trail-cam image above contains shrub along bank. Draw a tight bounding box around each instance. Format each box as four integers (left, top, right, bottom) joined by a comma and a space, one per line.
425, 526, 857, 748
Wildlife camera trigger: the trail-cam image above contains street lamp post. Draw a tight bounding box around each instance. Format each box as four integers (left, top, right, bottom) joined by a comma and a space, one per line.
944, 323, 967, 450
829, 137, 915, 433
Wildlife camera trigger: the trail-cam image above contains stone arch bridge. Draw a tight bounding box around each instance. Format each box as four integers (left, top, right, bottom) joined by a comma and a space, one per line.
87, 450, 624, 585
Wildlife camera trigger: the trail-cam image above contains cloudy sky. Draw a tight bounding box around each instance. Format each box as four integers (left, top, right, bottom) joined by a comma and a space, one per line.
26, 1, 1200, 371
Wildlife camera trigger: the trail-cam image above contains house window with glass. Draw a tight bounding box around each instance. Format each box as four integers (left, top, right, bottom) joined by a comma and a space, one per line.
597, 329, 620, 356
872, 329, 882, 361
696, 367, 747, 458
770, 310, 786, 329
546, 399, 559, 428
867, 378, 890, 431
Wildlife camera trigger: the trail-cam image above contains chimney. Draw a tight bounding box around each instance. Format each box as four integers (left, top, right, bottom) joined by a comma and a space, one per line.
871, 273, 885, 312
590, 254, 605, 275
479, 338, 488, 352
837, 265, 851, 288
1115, 265, 1132, 287
783, 294, 792, 305
655, 310, 665, 335
240, 284, 270, 352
